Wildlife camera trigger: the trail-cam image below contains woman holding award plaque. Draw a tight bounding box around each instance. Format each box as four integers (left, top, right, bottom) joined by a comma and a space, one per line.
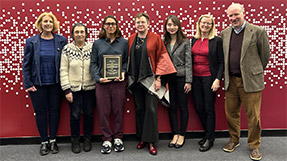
90, 15, 128, 154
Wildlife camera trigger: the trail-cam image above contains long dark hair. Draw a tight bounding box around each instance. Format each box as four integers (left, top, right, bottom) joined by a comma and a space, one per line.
99, 15, 122, 39
164, 15, 187, 45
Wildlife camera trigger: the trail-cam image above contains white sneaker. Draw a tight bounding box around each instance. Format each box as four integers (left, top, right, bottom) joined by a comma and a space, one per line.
114, 138, 124, 152
101, 141, 112, 154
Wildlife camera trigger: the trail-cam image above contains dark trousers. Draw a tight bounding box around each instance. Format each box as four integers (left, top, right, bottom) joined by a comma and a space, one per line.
68, 90, 95, 138
169, 76, 189, 136
96, 81, 126, 142
192, 76, 216, 140
131, 84, 159, 143
29, 84, 62, 142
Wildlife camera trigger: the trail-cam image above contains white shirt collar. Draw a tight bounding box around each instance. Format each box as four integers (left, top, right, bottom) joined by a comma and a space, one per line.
232, 21, 246, 34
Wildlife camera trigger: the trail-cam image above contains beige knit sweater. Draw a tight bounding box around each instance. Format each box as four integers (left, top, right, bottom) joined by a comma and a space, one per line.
60, 42, 96, 92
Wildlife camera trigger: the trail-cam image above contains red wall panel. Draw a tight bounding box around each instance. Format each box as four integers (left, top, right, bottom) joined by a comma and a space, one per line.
0, 0, 286, 138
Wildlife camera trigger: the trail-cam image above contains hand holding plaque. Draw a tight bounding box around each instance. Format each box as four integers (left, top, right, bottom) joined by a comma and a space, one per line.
103, 55, 122, 80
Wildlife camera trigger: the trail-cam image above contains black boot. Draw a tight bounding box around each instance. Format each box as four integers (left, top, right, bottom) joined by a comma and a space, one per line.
71, 137, 81, 153
199, 139, 214, 152
83, 136, 92, 152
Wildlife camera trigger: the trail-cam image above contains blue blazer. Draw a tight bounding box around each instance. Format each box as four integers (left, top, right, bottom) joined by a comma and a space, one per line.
22, 33, 67, 89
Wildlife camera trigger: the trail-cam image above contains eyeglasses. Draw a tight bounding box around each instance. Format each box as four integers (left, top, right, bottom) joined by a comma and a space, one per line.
200, 22, 212, 26
104, 22, 116, 26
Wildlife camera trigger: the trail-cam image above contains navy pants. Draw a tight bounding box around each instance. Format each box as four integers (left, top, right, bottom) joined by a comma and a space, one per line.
29, 84, 62, 142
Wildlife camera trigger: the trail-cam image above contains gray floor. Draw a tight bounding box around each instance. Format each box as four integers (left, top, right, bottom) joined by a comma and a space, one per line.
1, 136, 286, 161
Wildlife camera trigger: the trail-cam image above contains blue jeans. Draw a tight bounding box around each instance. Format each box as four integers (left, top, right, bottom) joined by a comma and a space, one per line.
29, 84, 63, 142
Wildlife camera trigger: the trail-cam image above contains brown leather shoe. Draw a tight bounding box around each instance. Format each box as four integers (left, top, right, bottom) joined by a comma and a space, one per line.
148, 143, 157, 155
136, 141, 146, 149
250, 148, 262, 160
223, 141, 240, 152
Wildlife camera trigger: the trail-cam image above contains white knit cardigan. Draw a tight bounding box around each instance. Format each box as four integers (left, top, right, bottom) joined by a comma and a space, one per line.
60, 42, 96, 92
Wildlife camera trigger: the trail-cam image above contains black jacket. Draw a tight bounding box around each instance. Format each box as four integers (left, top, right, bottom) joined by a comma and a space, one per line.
191, 36, 224, 81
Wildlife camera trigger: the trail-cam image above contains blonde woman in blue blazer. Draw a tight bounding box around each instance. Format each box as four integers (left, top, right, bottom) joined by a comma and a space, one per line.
23, 12, 67, 156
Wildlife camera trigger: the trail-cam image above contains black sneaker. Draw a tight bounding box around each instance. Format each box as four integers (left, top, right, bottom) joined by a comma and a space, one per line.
101, 141, 112, 154
114, 138, 124, 152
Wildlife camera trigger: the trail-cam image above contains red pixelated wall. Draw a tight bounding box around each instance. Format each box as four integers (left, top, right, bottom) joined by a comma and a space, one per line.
0, 0, 286, 138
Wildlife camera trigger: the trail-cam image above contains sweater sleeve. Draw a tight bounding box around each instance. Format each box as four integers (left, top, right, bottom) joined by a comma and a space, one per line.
60, 45, 71, 91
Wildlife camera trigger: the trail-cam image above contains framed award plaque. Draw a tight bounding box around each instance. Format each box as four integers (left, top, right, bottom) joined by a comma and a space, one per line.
103, 55, 122, 79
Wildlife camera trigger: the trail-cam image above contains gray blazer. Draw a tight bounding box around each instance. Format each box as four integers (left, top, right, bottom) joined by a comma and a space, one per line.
221, 22, 270, 92
165, 39, 192, 83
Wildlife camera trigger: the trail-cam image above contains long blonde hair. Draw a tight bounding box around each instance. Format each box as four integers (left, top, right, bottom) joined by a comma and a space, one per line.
194, 14, 216, 39
35, 12, 59, 32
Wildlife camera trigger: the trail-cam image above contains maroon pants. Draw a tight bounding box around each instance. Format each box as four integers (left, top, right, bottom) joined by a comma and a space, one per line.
96, 81, 126, 142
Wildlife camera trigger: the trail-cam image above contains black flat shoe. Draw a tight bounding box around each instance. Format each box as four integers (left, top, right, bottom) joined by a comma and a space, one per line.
198, 139, 206, 146
168, 142, 176, 148
175, 140, 185, 149
39, 143, 50, 156
199, 139, 214, 152
50, 142, 59, 154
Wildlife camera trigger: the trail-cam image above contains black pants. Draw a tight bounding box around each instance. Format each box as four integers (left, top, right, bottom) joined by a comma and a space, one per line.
192, 76, 216, 140
29, 84, 62, 142
69, 90, 95, 137
169, 76, 189, 136
131, 83, 159, 143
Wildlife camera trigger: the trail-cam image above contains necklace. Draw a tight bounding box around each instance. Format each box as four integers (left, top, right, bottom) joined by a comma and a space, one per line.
136, 37, 145, 49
